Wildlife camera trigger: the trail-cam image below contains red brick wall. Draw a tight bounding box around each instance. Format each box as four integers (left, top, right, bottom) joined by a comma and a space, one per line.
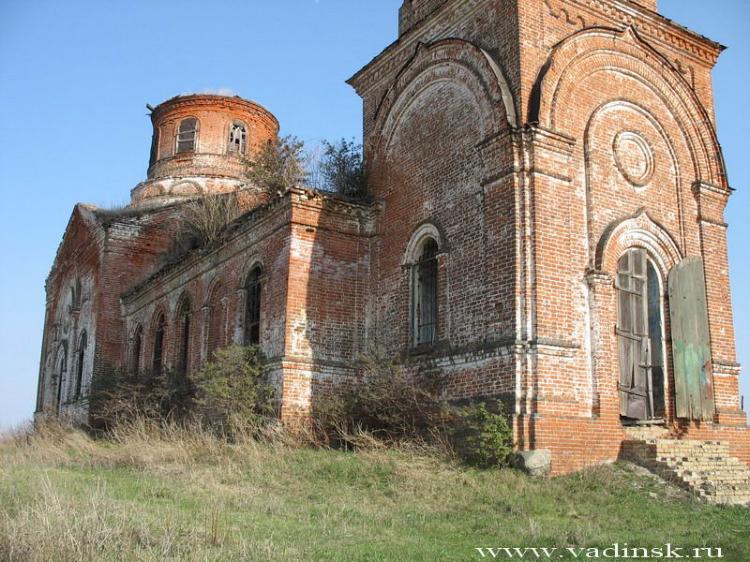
148, 94, 278, 180
119, 190, 374, 423
352, 0, 745, 475
280, 191, 374, 420
121, 197, 293, 378
38, 206, 104, 419
131, 94, 279, 207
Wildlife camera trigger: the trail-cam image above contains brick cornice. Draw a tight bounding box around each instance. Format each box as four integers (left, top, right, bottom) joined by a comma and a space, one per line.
151, 94, 279, 131
347, 0, 485, 95
349, 0, 725, 98
551, 0, 724, 66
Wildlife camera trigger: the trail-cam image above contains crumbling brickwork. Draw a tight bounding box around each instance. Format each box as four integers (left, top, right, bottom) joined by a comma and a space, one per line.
38, 0, 747, 475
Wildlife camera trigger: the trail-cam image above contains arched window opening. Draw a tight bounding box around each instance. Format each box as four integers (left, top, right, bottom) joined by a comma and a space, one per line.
228, 121, 247, 155
244, 267, 262, 345
616, 248, 666, 423
207, 283, 227, 359
73, 331, 87, 400
152, 314, 166, 376
176, 118, 198, 153
55, 346, 67, 415
176, 299, 192, 375
413, 238, 439, 346
130, 325, 143, 376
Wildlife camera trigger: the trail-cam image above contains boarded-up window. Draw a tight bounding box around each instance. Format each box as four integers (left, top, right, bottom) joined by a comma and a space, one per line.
176, 118, 198, 153
244, 267, 262, 345
414, 238, 438, 346
668, 257, 715, 420
228, 121, 247, 155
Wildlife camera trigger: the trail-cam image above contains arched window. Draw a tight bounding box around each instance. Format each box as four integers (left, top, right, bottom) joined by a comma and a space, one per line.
73, 331, 87, 400
176, 297, 192, 375
176, 117, 199, 153
228, 121, 247, 155
413, 238, 439, 346
130, 325, 143, 375
152, 314, 166, 375
55, 345, 67, 415
207, 283, 227, 358
244, 266, 262, 345
616, 248, 665, 422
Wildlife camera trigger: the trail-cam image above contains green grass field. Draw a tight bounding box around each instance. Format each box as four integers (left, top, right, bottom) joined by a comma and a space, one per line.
1, 423, 748, 561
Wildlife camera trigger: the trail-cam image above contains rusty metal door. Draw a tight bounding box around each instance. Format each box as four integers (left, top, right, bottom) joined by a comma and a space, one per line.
668, 257, 715, 420
616, 249, 651, 420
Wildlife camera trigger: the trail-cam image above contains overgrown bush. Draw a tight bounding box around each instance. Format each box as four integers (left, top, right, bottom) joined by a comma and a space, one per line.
450, 400, 513, 468
191, 345, 275, 436
245, 135, 307, 192
89, 365, 192, 429
313, 352, 513, 468
89, 346, 273, 437
314, 351, 451, 445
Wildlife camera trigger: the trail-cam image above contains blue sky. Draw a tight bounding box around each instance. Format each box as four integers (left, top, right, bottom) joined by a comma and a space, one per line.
0, 0, 747, 429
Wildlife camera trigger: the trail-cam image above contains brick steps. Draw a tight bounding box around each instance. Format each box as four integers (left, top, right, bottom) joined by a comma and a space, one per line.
621, 439, 750, 506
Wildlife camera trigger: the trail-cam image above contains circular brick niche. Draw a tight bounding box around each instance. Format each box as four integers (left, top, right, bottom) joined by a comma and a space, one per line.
613, 131, 654, 187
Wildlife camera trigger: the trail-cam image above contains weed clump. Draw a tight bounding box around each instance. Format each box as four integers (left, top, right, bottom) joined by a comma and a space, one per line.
90, 345, 274, 438
313, 350, 513, 467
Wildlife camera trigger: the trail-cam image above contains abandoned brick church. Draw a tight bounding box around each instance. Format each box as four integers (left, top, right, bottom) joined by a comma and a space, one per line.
37, 0, 749, 476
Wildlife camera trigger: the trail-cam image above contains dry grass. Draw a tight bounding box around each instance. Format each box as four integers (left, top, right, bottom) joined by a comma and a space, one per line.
1, 421, 748, 561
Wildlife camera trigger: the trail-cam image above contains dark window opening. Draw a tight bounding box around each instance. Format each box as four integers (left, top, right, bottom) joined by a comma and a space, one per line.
55, 347, 67, 415
74, 331, 86, 400
244, 267, 262, 345
414, 238, 438, 346
207, 284, 226, 358
131, 326, 143, 376
152, 315, 165, 375
176, 300, 191, 375
176, 118, 198, 153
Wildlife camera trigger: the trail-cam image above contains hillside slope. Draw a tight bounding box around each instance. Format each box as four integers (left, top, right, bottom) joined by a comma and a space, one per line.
1, 425, 748, 561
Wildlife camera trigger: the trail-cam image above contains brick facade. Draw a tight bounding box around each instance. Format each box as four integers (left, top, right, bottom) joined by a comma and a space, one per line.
37, 0, 747, 475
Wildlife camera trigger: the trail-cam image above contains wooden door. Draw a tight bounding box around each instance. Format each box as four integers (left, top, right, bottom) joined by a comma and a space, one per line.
668, 257, 715, 420
616, 248, 650, 420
